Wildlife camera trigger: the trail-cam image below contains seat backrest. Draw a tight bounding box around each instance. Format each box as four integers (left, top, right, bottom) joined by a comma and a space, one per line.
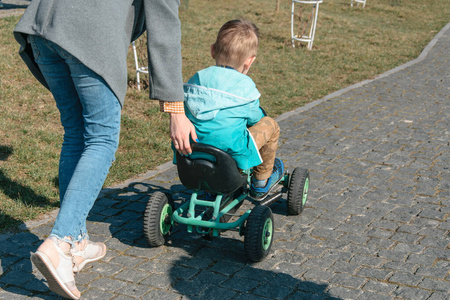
176, 143, 247, 194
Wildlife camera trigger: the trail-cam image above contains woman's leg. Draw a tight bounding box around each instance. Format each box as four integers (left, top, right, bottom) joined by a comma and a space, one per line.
29, 35, 119, 298
30, 36, 121, 243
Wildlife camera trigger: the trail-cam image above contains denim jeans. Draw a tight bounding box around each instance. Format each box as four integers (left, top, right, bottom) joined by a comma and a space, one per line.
29, 35, 121, 244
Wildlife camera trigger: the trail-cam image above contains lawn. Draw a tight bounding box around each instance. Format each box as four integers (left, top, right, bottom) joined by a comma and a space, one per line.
0, 0, 448, 232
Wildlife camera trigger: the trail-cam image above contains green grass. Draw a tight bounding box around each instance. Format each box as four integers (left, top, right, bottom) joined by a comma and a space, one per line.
1, 0, 448, 232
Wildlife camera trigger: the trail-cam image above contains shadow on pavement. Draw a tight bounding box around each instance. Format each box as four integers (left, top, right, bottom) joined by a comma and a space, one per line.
165, 238, 340, 299
0, 231, 49, 298
96, 180, 337, 299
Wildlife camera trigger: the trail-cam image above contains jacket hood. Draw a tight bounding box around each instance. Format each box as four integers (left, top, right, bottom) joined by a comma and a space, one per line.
184, 66, 261, 120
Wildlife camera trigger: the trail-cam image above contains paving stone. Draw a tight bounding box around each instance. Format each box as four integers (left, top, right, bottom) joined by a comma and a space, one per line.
90, 261, 124, 277
142, 289, 180, 299
139, 273, 173, 288
193, 270, 228, 285
405, 253, 438, 265
391, 286, 432, 300
362, 280, 397, 294
424, 247, 450, 260
357, 267, 391, 281
326, 286, 363, 299
75, 271, 100, 287
390, 232, 422, 244
295, 280, 330, 295
113, 268, 150, 283
271, 262, 309, 278
110, 294, 135, 300
252, 282, 293, 300
302, 269, 334, 282
115, 282, 153, 298
357, 291, 391, 300
233, 293, 271, 300
271, 271, 303, 288
427, 291, 450, 300
327, 261, 359, 276
349, 254, 384, 268
194, 285, 237, 300
393, 242, 426, 253
418, 277, 450, 292
0, 286, 35, 299
329, 273, 366, 289
366, 238, 396, 251
89, 277, 128, 292
0, 270, 35, 286
388, 271, 424, 286
208, 261, 244, 276
219, 276, 259, 293
381, 261, 418, 275
287, 290, 327, 299
370, 219, 400, 231
108, 255, 146, 269
338, 233, 370, 245
302, 257, 337, 270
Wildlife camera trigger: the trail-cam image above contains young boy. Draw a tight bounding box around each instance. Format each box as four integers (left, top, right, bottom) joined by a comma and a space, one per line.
183, 19, 283, 200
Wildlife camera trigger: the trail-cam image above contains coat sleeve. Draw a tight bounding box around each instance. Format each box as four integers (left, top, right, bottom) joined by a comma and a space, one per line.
143, 0, 184, 102
247, 99, 265, 127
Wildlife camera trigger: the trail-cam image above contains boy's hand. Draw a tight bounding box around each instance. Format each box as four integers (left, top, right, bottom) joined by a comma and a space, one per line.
170, 113, 198, 155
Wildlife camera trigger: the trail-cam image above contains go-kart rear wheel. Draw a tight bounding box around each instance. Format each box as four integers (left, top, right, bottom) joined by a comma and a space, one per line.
287, 167, 309, 215
244, 205, 274, 262
143, 192, 174, 246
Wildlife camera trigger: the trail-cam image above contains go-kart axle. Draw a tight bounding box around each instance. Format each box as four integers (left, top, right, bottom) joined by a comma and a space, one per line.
259, 191, 283, 207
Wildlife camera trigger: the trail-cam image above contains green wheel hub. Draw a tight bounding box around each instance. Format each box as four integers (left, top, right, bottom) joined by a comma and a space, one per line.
160, 204, 173, 235
302, 177, 309, 206
262, 218, 273, 251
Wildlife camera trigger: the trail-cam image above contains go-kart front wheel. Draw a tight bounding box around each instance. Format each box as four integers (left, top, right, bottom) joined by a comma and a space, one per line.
287, 167, 309, 215
143, 192, 174, 246
244, 205, 274, 262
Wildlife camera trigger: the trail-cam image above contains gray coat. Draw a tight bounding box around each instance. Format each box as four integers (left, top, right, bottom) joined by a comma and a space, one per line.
13, 0, 184, 106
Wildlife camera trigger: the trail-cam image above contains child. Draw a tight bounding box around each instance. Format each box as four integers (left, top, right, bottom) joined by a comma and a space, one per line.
183, 19, 283, 200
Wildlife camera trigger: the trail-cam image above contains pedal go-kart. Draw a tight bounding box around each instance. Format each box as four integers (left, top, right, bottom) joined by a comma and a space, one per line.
143, 143, 309, 262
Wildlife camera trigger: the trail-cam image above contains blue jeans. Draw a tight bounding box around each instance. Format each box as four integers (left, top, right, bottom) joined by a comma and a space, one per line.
29, 35, 121, 244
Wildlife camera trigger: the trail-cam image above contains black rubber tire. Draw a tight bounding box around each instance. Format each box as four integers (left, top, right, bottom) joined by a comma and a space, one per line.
287, 167, 309, 215
143, 192, 174, 247
244, 205, 274, 262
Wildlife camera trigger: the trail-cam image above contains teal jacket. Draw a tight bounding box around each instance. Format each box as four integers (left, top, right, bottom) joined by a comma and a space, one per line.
184, 66, 265, 170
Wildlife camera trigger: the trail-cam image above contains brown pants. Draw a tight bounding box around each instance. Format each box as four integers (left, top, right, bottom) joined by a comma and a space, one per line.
248, 116, 280, 180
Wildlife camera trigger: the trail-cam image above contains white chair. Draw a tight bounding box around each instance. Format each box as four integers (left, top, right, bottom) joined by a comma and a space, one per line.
291, 0, 323, 50
132, 41, 148, 91
351, 0, 367, 8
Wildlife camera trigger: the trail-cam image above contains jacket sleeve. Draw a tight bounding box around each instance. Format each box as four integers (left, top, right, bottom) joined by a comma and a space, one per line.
143, 0, 184, 102
247, 99, 265, 127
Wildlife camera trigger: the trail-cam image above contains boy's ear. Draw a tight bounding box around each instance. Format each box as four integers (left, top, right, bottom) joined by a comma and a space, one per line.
246, 55, 257, 67
211, 44, 215, 59
242, 55, 257, 74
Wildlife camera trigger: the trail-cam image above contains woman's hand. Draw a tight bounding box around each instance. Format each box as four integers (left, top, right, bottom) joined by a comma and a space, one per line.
170, 113, 198, 155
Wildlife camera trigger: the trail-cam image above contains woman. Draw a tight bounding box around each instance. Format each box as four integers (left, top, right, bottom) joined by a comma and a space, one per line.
14, 1, 196, 298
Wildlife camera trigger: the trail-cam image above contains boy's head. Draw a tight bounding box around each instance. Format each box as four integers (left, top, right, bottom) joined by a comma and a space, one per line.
212, 19, 259, 73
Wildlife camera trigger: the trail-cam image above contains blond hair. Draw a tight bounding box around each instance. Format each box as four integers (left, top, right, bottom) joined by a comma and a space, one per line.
213, 19, 259, 67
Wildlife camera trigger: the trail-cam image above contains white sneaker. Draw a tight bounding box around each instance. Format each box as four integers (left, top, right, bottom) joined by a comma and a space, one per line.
71, 240, 107, 273
31, 237, 81, 299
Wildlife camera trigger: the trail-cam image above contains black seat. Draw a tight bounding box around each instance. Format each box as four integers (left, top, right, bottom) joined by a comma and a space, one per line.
176, 143, 247, 194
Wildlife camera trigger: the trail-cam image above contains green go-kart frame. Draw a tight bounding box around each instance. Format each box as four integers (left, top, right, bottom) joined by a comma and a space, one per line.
143, 143, 309, 262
